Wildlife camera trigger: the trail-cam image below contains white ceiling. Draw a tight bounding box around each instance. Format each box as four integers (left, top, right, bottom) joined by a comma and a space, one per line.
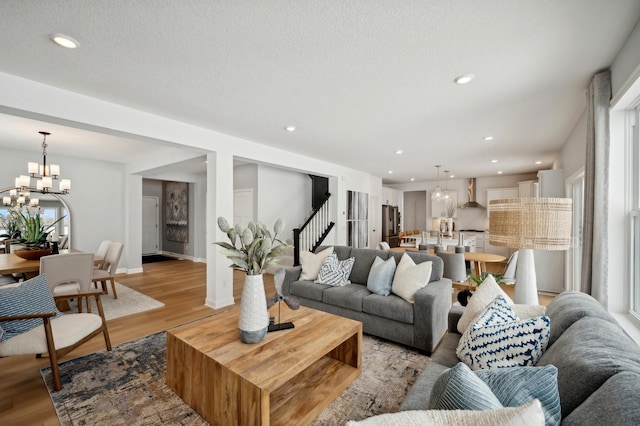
0, 1, 639, 183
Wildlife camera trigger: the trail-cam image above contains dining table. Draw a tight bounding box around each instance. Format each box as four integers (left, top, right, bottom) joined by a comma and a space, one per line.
0, 252, 42, 279
390, 246, 506, 276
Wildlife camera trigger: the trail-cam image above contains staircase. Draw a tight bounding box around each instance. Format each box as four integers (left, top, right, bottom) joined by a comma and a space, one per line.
293, 193, 334, 266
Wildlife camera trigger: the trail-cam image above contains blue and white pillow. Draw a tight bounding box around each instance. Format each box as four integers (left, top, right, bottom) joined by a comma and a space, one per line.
0, 275, 62, 342
457, 295, 551, 370
315, 252, 355, 286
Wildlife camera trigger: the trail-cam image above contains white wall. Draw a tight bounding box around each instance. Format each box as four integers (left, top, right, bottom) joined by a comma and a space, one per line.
560, 110, 588, 179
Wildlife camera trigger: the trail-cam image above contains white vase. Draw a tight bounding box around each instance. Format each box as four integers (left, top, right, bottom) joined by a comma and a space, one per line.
238, 274, 270, 344
447, 218, 453, 237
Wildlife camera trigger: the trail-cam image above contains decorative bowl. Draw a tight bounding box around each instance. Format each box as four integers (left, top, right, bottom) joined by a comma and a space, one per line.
14, 247, 53, 260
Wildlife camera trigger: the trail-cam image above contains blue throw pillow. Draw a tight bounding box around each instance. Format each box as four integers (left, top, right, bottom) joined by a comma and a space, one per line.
477, 365, 561, 426
0, 275, 62, 342
366, 256, 396, 296
428, 362, 503, 410
315, 252, 355, 286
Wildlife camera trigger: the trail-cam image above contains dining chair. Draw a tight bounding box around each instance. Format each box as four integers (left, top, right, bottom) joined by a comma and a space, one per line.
93, 240, 112, 269
0, 274, 111, 391
40, 252, 95, 312
436, 251, 469, 289
92, 242, 124, 299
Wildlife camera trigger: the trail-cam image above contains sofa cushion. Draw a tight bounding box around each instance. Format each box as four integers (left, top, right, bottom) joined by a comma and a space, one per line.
543, 291, 616, 346
362, 293, 413, 324
349, 248, 389, 284
366, 256, 396, 296
322, 284, 371, 311
457, 296, 550, 370
536, 316, 640, 418
428, 362, 503, 411
457, 274, 513, 334
315, 252, 355, 286
289, 280, 330, 302
476, 365, 561, 426
348, 400, 545, 425
317, 245, 352, 261
562, 371, 640, 426
299, 246, 334, 281
391, 254, 432, 303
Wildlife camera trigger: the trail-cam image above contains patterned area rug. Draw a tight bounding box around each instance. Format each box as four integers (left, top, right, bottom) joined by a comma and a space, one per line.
42, 332, 430, 425
66, 282, 165, 320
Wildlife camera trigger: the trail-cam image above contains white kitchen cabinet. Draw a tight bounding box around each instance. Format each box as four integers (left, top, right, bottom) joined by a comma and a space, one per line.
382, 187, 401, 206
486, 187, 518, 218
518, 180, 539, 198
431, 192, 458, 218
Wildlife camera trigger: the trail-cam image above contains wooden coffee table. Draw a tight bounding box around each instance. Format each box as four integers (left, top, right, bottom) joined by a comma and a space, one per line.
166, 305, 362, 425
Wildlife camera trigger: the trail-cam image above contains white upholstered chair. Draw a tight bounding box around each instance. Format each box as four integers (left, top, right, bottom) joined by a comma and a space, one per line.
40, 253, 95, 313
92, 242, 123, 299
0, 275, 111, 391
93, 240, 112, 269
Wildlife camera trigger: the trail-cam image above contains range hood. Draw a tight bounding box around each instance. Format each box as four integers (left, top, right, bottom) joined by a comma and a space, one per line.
459, 178, 485, 209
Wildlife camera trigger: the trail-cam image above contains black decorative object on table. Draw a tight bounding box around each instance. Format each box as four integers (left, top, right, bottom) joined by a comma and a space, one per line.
266, 268, 299, 332
457, 289, 473, 306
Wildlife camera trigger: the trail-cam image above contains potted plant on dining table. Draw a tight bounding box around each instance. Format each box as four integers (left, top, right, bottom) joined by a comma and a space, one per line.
9, 206, 65, 260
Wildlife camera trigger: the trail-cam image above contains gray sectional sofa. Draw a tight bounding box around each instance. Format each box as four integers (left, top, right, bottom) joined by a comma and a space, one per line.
401, 291, 640, 425
281, 246, 452, 353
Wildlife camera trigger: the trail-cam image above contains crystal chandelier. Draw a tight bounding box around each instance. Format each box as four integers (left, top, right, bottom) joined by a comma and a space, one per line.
431, 165, 444, 201
3, 131, 71, 207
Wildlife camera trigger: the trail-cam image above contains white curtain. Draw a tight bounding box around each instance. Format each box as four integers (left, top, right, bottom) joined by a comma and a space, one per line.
580, 70, 611, 307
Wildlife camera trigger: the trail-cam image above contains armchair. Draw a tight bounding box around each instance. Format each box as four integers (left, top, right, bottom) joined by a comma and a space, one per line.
0, 275, 112, 391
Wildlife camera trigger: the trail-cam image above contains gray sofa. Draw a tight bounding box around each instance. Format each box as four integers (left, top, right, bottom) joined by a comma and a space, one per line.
401, 291, 640, 425
281, 246, 452, 353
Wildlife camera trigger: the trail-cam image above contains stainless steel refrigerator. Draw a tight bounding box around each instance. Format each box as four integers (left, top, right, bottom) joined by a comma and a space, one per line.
382, 205, 401, 247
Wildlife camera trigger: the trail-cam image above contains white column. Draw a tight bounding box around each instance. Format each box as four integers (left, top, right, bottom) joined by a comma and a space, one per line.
124, 174, 144, 274
205, 151, 235, 308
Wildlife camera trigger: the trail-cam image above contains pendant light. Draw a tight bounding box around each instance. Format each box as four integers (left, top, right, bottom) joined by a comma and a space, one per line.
431, 165, 443, 202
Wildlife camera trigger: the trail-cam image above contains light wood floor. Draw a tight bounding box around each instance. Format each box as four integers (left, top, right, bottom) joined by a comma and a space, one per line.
0, 260, 275, 425
0, 259, 553, 425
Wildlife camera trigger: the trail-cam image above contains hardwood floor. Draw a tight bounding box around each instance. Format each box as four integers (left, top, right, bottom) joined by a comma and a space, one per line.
0, 260, 275, 425
0, 259, 553, 424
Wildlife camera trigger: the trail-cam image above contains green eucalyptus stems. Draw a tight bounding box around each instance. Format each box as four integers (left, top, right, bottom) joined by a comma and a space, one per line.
215, 217, 289, 275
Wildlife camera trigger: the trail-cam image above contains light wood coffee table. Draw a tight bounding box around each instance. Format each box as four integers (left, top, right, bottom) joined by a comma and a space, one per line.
167, 305, 362, 425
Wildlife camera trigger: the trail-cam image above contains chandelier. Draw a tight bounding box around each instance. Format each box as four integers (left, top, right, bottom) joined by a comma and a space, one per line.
431, 165, 444, 202
3, 131, 71, 207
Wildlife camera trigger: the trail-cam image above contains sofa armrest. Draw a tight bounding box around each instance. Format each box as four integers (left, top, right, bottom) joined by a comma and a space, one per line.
281, 265, 302, 295
413, 278, 452, 353
448, 305, 464, 333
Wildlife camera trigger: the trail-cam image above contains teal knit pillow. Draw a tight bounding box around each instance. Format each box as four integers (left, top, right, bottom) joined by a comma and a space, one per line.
428, 362, 503, 411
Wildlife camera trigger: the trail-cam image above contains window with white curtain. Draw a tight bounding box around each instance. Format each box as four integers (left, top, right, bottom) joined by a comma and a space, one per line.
631, 106, 640, 318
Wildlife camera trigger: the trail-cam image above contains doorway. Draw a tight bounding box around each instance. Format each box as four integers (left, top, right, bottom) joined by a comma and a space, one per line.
142, 196, 159, 255
233, 189, 254, 227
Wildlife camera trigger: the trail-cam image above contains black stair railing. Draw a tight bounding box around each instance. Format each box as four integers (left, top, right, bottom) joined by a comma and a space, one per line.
293, 193, 334, 266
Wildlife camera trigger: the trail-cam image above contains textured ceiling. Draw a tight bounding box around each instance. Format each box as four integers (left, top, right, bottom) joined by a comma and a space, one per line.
0, 1, 639, 183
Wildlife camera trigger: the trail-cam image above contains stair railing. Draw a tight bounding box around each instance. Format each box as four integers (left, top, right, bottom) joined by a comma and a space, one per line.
293, 193, 334, 266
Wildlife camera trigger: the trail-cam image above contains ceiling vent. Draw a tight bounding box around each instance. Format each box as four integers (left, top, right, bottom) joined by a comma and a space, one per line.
459, 178, 484, 209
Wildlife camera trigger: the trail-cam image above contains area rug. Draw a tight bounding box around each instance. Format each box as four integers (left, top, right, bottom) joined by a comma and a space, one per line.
42, 332, 430, 425
66, 282, 165, 320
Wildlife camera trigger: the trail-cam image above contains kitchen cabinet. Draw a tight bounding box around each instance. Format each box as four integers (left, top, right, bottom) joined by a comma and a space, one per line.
518, 180, 538, 198
431, 192, 458, 218
382, 187, 401, 206
537, 169, 565, 197
486, 187, 518, 218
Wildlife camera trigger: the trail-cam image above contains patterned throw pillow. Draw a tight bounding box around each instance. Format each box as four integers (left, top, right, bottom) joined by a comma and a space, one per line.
457, 295, 551, 370
457, 274, 513, 334
315, 252, 355, 286
0, 275, 62, 342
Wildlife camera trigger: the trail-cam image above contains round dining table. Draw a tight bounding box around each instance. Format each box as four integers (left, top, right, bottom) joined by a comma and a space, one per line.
390, 246, 506, 276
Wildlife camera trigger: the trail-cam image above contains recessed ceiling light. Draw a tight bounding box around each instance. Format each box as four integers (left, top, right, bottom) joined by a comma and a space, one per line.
535, 161, 542, 165
50, 33, 80, 49
395, 150, 403, 154
497, 171, 503, 174
483, 136, 494, 141
410, 178, 415, 182
491, 159, 498, 163
454, 74, 475, 85
388, 171, 393, 174
284, 125, 296, 132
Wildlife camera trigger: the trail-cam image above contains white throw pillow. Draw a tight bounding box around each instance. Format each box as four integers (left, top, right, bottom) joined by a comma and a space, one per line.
391, 254, 432, 303
457, 274, 513, 334
345, 399, 544, 426
512, 304, 546, 320
299, 247, 334, 281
